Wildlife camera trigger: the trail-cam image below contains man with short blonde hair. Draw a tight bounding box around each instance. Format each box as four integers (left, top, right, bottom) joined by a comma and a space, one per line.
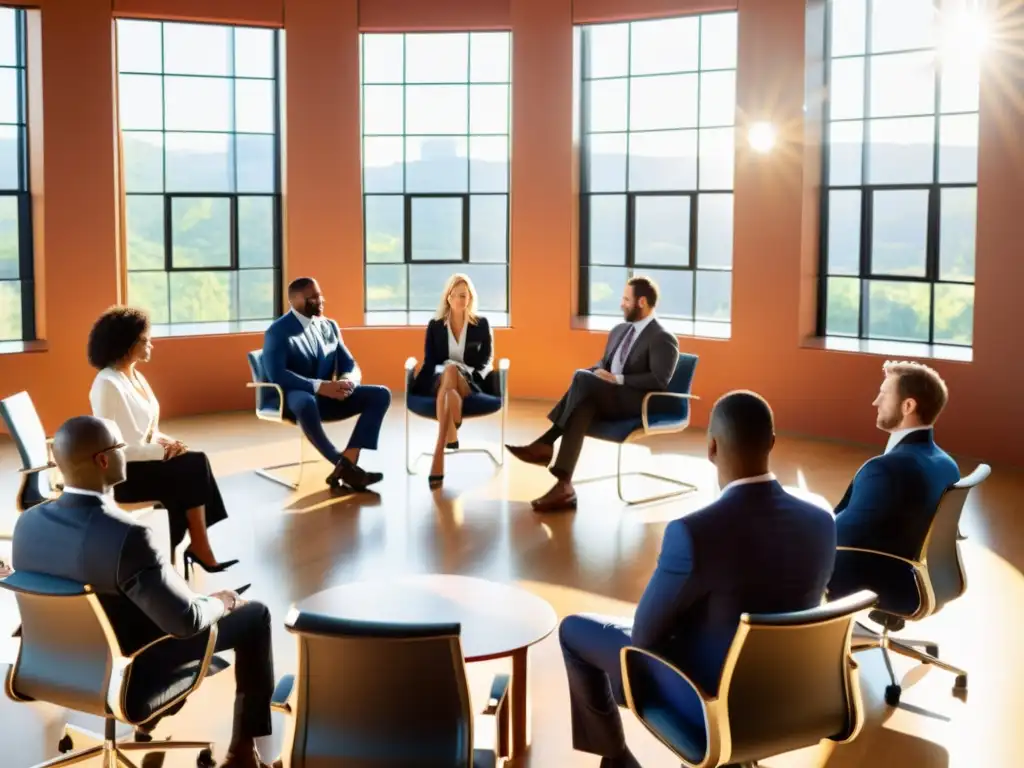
828, 361, 960, 611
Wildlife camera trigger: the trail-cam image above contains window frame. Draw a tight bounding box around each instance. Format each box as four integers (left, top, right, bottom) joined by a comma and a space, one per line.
816, 0, 978, 348
0, 7, 35, 342
576, 13, 737, 332
360, 31, 512, 323
117, 19, 284, 333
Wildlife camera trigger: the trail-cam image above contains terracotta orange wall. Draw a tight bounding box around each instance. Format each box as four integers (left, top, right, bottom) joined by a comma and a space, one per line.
1, 0, 1022, 467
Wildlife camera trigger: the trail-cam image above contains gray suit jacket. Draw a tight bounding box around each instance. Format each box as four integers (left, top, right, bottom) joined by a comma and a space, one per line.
12, 492, 225, 655
591, 318, 680, 392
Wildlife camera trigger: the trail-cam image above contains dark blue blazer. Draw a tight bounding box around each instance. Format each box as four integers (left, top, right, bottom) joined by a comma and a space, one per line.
632, 480, 836, 697
262, 311, 359, 395
829, 429, 960, 611
411, 316, 498, 396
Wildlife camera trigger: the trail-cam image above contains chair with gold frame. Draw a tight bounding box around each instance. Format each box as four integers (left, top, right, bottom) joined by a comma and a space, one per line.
837, 463, 988, 707
620, 590, 875, 768
0, 570, 230, 768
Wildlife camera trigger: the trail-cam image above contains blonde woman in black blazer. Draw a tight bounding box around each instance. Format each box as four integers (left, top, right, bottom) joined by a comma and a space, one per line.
411, 273, 498, 488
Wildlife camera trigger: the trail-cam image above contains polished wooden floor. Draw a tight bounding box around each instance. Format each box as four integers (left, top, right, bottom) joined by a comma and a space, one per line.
0, 400, 1021, 767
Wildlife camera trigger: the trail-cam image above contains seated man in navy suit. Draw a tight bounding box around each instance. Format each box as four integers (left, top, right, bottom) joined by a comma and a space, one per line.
558, 391, 836, 768
262, 277, 391, 491
828, 361, 960, 612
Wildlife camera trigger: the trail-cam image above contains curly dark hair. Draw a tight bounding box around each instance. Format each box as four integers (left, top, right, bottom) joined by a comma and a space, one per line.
87, 305, 151, 370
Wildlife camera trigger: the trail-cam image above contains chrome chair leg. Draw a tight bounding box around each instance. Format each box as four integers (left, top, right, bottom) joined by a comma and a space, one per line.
256, 433, 318, 490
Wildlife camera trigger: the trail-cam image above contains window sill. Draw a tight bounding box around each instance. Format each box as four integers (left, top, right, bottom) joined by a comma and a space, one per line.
150, 320, 272, 339
0, 339, 48, 356
803, 336, 973, 363
362, 311, 510, 328
572, 315, 732, 339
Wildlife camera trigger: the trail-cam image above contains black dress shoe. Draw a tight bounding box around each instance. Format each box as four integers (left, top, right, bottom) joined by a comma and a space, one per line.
327, 457, 383, 491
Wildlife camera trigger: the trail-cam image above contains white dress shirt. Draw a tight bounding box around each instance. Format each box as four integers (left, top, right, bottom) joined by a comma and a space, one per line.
435, 320, 470, 375
90, 367, 167, 463
721, 472, 777, 494
62, 486, 111, 499
610, 312, 656, 384
884, 426, 932, 454
291, 308, 325, 393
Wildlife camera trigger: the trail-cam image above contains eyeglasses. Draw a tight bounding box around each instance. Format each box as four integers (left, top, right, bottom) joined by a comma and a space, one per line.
92, 442, 126, 461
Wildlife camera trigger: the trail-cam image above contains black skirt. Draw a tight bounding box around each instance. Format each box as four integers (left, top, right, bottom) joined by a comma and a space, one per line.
114, 450, 229, 549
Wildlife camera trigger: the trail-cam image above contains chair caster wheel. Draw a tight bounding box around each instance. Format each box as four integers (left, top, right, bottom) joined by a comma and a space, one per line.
57, 735, 73, 753
884, 684, 901, 707
954, 674, 967, 690
197, 748, 216, 767
925, 644, 939, 657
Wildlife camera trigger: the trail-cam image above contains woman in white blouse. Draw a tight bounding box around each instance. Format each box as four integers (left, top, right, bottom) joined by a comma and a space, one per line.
409, 274, 497, 488
87, 306, 236, 576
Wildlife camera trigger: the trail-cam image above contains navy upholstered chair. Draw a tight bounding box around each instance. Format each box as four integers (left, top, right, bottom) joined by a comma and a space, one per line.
246, 349, 324, 490
578, 353, 699, 504
0, 392, 59, 525
270, 610, 511, 767
403, 356, 510, 474
837, 463, 988, 707
621, 590, 874, 768
1, 570, 229, 768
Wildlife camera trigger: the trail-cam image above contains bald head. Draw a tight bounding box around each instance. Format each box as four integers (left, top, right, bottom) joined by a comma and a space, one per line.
708, 391, 776, 476
52, 416, 127, 491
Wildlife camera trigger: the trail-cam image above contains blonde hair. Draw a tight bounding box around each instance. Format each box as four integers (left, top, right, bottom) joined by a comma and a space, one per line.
435, 273, 479, 324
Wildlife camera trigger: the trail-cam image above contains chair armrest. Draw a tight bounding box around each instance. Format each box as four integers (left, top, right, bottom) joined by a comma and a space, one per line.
18, 463, 55, 475
835, 546, 924, 570
271, 673, 295, 714
481, 673, 510, 759
640, 391, 700, 434
247, 382, 284, 421
620, 646, 714, 764
404, 356, 418, 372
497, 358, 510, 402
404, 357, 418, 398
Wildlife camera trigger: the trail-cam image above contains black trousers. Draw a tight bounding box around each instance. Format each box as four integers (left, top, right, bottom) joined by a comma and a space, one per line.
115, 450, 229, 551
138, 601, 275, 740
547, 370, 644, 479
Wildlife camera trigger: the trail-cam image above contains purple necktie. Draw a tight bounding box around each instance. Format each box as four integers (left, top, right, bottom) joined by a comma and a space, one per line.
617, 325, 635, 366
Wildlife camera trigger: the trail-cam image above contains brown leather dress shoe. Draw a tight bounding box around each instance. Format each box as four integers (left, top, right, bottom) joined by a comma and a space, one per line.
530, 481, 578, 512
505, 442, 554, 466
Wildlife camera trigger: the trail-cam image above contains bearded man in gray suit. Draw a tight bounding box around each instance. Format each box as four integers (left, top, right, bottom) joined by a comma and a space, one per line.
507, 276, 679, 511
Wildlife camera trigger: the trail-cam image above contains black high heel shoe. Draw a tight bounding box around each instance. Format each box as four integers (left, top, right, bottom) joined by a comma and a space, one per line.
183, 550, 239, 580
428, 474, 444, 489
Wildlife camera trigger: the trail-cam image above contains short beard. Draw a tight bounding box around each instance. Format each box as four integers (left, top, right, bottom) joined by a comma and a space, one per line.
624, 305, 642, 322
877, 412, 902, 431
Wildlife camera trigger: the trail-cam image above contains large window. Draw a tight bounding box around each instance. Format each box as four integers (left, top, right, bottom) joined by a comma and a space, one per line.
361, 32, 511, 326
0, 7, 32, 342
819, 0, 982, 350
116, 20, 281, 335
577, 13, 736, 337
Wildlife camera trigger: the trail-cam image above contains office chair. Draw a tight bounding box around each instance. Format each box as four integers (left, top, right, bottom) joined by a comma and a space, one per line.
837, 463, 989, 706
403, 356, 510, 474
270, 609, 511, 767
621, 590, 875, 768
577, 353, 699, 504
0, 570, 230, 767
247, 349, 347, 490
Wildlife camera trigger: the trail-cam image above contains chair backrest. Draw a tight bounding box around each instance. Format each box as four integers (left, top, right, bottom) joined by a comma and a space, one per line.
0, 391, 54, 509
920, 463, 989, 613
283, 610, 474, 768
0, 571, 114, 719
717, 590, 875, 764
247, 349, 281, 414
649, 353, 698, 424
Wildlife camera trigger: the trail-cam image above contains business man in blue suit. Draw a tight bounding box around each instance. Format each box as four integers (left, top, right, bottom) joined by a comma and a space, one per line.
262, 277, 391, 491
558, 391, 836, 768
829, 361, 960, 613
